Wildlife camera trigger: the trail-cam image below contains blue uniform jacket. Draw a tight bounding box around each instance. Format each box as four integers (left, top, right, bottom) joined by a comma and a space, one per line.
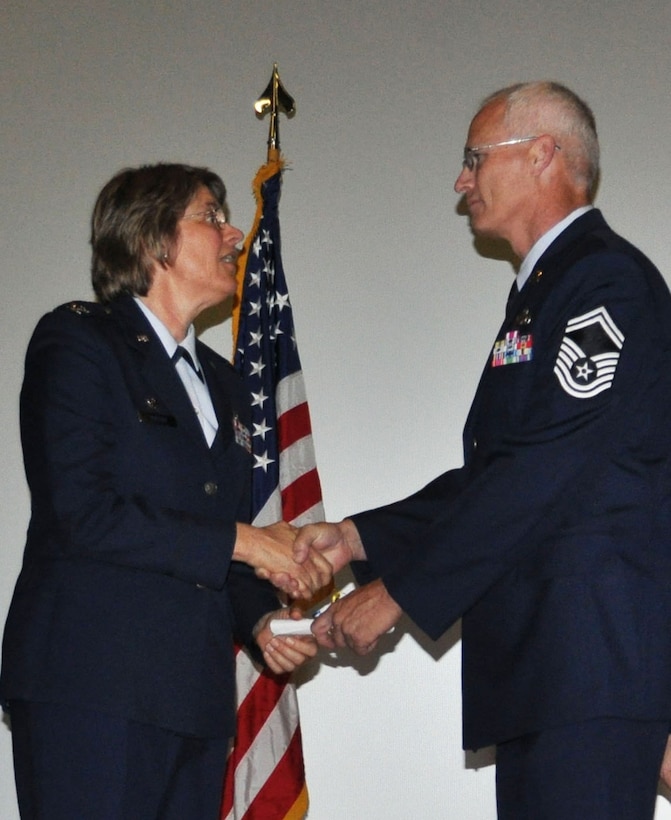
352, 210, 671, 749
1, 295, 278, 738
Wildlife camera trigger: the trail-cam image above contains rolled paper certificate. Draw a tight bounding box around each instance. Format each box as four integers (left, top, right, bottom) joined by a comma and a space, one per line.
269, 582, 357, 636
269, 618, 314, 636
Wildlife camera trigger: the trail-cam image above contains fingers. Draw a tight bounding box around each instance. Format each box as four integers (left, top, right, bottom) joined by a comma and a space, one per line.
304, 608, 379, 654
293, 520, 364, 573
311, 580, 402, 655
311, 609, 338, 649
257, 568, 288, 585
312, 608, 378, 654
262, 545, 333, 600
300, 547, 334, 592
255, 608, 318, 674
311, 600, 361, 652
249, 523, 333, 599
257, 568, 306, 600
263, 635, 318, 674
263, 521, 299, 543
283, 555, 332, 600
293, 523, 341, 564
291, 527, 313, 564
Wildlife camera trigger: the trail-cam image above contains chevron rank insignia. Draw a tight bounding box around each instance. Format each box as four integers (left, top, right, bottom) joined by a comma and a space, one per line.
554, 306, 624, 398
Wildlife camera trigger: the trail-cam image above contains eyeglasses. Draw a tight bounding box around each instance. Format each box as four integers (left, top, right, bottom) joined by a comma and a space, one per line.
182, 207, 227, 228
462, 135, 552, 172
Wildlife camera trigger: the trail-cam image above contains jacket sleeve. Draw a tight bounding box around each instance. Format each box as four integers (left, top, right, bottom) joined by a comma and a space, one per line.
352, 250, 671, 639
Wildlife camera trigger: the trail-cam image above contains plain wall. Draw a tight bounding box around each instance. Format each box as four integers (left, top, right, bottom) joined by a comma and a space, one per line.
3, 1, 671, 817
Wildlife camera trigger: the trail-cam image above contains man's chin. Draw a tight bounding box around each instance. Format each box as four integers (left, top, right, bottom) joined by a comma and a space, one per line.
468, 215, 491, 237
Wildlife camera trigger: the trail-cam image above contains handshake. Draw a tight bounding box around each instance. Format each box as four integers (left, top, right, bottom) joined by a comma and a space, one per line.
238, 520, 402, 661
235, 518, 363, 600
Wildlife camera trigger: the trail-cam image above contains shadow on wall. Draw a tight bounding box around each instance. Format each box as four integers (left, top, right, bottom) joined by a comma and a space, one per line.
294, 595, 499, 772
194, 300, 233, 337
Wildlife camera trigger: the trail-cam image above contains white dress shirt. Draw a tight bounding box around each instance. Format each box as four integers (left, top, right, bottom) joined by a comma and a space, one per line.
516, 206, 594, 291
134, 298, 218, 446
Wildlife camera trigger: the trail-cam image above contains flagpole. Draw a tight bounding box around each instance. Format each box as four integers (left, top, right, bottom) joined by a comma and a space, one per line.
223, 64, 319, 820
254, 63, 296, 163
232, 64, 295, 346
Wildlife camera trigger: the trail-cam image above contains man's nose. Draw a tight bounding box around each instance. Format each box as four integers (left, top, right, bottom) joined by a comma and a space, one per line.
454, 165, 473, 194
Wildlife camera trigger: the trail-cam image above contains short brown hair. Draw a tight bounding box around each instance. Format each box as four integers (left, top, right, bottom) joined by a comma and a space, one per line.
90, 163, 227, 303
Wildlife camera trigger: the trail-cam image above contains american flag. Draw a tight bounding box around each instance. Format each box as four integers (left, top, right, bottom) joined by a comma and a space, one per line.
221, 158, 324, 820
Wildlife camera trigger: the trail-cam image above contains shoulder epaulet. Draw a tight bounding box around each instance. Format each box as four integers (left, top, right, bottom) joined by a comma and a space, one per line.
55, 300, 110, 317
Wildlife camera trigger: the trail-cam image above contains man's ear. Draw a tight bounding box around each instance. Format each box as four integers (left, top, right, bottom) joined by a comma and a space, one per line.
530, 134, 558, 176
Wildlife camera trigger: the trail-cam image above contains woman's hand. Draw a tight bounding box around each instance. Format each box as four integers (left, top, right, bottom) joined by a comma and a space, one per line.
234, 521, 333, 600
254, 606, 319, 675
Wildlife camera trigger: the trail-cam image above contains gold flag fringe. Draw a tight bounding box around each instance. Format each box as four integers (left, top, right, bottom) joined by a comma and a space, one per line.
231, 155, 286, 354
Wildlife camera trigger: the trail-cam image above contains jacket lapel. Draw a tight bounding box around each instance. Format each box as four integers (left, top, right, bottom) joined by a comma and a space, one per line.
109, 298, 209, 447
463, 210, 610, 458
198, 344, 234, 451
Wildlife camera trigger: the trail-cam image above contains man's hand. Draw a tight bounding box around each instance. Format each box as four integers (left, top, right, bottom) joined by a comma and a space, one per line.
292, 519, 366, 574
234, 521, 333, 600
311, 578, 402, 655
254, 606, 318, 675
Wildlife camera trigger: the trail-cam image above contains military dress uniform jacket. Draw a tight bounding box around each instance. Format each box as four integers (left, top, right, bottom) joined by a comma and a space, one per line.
0, 295, 278, 739
351, 209, 671, 750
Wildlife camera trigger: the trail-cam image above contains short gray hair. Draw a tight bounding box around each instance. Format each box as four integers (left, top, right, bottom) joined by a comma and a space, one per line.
481, 81, 599, 198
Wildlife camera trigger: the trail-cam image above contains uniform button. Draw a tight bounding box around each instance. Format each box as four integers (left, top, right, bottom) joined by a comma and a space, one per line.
203, 481, 218, 496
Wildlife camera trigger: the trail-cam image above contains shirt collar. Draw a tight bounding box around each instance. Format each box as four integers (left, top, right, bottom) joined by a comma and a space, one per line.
133, 297, 200, 369
516, 205, 594, 291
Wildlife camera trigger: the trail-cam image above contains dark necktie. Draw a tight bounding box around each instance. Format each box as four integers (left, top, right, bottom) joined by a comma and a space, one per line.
506, 280, 519, 315
172, 346, 204, 382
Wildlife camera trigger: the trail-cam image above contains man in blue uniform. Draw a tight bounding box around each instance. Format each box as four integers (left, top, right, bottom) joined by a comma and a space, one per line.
293, 82, 671, 818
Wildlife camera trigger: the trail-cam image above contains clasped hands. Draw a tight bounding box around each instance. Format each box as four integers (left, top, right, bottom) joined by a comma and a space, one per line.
236, 520, 333, 600
250, 519, 403, 656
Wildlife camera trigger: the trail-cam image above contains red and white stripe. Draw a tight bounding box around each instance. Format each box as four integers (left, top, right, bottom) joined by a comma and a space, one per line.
221, 370, 324, 820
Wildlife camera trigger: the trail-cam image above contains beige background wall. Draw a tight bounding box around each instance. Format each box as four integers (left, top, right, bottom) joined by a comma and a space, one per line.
3, 1, 671, 816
